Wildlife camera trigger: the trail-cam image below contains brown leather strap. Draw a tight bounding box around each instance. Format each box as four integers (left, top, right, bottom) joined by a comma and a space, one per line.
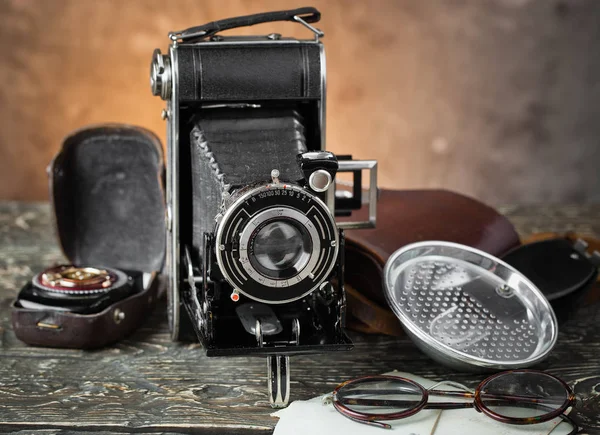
12, 274, 161, 349
345, 284, 404, 336
344, 189, 521, 264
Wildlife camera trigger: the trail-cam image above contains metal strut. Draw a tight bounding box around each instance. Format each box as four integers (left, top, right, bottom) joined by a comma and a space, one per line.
267, 355, 290, 408
260, 318, 300, 407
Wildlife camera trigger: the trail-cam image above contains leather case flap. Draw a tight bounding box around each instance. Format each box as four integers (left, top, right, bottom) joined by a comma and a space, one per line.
49, 124, 165, 272
346, 189, 521, 265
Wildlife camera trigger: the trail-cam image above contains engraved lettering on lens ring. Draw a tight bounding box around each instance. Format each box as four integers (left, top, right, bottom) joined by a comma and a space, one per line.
215, 184, 339, 304
33, 265, 127, 295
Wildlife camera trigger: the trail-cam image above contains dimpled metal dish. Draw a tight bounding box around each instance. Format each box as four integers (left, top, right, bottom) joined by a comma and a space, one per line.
384, 241, 558, 371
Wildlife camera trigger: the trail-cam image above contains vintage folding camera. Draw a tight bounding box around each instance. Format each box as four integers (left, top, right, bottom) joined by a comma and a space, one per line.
12, 125, 165, 349
150, 7, 378, 406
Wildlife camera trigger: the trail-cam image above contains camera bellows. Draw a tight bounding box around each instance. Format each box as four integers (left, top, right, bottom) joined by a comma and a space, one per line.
190, 108, 308, 247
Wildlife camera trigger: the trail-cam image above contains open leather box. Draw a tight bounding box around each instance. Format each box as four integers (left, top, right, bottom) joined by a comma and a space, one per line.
12, 125, 166, 349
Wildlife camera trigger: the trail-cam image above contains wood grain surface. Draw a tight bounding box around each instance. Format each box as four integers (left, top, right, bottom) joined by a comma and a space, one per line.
0, 202, 599, 434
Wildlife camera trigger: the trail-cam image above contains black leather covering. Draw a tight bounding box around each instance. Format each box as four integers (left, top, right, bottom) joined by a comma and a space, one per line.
190, 108, 307, 248
177, 43, 322, 102
50, 125, 165, 272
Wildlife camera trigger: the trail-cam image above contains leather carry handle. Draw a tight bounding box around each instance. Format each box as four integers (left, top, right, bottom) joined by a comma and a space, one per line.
171, 7, 321, 42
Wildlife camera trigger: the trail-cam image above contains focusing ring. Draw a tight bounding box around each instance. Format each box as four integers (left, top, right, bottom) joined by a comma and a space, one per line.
215, 183, 338, 304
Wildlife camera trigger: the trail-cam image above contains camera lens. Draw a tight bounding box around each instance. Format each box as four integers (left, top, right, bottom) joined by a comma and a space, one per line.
251, 219, 312, 279
217, 187, 339, 302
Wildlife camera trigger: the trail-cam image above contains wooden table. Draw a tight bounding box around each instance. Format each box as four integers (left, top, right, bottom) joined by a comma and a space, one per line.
1, 202, 599, 434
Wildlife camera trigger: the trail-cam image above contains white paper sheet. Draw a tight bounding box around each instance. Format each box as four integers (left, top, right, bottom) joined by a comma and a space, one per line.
272, 371, 572, 435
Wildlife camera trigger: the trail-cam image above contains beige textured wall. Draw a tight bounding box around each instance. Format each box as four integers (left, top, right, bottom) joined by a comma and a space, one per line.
0, 0, 599, 203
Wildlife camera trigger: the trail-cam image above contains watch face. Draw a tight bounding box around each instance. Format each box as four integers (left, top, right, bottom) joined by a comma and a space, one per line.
18, 265, 139, 314
33, 265, 124, 294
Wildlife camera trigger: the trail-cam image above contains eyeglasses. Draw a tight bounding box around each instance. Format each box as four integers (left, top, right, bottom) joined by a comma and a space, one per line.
324, 369, 579, 433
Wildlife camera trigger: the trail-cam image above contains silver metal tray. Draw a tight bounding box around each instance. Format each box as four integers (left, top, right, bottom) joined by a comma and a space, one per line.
383, 241, 558, 371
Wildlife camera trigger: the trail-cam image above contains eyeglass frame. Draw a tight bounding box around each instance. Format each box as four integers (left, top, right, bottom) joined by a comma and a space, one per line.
328, 369, 578, 432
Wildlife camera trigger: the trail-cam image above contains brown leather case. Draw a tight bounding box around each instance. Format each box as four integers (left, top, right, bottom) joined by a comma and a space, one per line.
12, 125, 166, 349
344, 189, 521, 336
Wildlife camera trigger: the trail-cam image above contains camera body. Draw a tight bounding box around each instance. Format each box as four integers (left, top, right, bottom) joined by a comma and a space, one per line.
150, 8, 377, 406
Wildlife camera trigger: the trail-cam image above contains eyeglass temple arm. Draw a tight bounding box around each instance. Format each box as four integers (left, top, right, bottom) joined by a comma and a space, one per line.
343, 413, 392, 430
324, 394, 392, 429
339, 391, 568, 410
429, 390, 570, 406
428, 380, 473, 392
339, 396, 475, 410
344, 384, 569, 404
551, 413, 579, 435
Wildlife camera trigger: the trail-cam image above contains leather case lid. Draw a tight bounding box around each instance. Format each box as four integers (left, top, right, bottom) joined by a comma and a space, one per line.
345, 189, 521, 266
50, 124, 165, 272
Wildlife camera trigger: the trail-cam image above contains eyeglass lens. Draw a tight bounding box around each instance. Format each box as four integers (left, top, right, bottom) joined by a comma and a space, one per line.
336, 378, 424, 415
478, 371, 570, 419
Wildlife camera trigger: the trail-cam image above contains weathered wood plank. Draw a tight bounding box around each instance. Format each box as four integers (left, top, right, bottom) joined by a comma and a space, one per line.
0, 202, 599, 434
